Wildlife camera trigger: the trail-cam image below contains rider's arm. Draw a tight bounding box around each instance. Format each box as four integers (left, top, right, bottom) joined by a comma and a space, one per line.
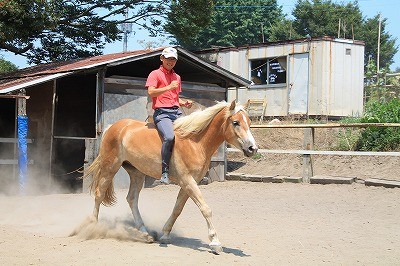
148, 80, 179, 97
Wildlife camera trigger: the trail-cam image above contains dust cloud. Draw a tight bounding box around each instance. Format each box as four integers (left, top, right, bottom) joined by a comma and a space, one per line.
0, 142, 70, 196
70, 215, 155, 243
0, 141, 172, 244
0, 188, 172, 243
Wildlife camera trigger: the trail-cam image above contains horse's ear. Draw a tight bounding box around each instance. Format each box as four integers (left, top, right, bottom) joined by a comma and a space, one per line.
243, 99, 250, 110
229, 100, 236, 111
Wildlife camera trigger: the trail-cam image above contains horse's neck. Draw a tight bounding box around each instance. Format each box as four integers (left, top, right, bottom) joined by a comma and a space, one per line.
194, 109, 227, 159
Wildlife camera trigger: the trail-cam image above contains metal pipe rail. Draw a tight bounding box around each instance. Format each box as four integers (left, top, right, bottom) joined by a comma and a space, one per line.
250, 123, 400, 129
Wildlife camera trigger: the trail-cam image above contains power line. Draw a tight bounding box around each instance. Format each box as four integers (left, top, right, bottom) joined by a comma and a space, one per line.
215, 5, 278, 9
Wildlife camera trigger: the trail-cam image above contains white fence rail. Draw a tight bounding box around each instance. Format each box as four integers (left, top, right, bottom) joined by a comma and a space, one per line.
228, 123, 400, 182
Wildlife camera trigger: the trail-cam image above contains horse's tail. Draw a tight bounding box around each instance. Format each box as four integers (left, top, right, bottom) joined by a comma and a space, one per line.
81, 154, 117, 206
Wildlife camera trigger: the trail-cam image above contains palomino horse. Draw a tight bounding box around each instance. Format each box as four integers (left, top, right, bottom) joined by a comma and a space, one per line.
81, 100, 258, 254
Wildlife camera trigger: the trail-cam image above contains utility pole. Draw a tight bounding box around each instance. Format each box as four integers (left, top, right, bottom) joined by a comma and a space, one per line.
377, 13, 381, 75
122, 8, 132, 52
261, 23, 265, 42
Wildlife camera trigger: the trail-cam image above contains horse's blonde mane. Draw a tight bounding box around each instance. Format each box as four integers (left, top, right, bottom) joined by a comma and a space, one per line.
174, 101, 231, 137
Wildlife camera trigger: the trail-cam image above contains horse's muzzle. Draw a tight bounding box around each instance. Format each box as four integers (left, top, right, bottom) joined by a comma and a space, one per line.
243, 145, 258, 157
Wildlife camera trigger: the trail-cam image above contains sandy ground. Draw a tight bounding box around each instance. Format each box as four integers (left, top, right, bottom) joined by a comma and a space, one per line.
1, 181, 400, 265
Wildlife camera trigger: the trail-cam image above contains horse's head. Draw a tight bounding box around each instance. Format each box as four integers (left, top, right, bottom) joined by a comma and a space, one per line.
224, 101, 258, 157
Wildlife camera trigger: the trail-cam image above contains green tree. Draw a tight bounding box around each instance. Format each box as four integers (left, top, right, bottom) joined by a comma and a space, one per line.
0, 0, 211, 65
358, 15, 398, 69
165, 0, 214, 47
268, 19, 302, 42
291, 0, 363, 39
167, 0, 285, 50
0, 57, 18, 74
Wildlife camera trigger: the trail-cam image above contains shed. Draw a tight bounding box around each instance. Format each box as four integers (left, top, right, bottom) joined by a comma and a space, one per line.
0, 47, 250, 194
196, 36, 365, 119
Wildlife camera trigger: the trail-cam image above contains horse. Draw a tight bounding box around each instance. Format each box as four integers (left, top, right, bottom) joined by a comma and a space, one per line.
80, 100, 258, 254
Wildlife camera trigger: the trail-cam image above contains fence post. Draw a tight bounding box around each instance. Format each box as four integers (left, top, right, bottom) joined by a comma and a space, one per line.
302, 127, 314, 182
17, 89, 28, 194
83, 138, 97, 192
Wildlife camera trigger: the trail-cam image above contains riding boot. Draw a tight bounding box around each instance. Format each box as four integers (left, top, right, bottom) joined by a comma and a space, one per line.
160, 172, 170, 185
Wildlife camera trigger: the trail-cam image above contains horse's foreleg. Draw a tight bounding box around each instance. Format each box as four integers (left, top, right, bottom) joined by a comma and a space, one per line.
160, 188, 189, 244
183, 179, 223, 254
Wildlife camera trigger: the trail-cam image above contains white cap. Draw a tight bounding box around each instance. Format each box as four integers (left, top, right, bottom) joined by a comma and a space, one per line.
161, 47, 178, 60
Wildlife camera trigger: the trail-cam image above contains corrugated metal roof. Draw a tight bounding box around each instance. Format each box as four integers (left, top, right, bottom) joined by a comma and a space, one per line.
0, 46, 251, 94
195, 36, 365, 54
0, 49, 151, 94
176, 47, 251, 87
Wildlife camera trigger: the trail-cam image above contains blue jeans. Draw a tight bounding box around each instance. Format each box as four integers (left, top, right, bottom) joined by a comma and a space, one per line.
153, 107, 182, 174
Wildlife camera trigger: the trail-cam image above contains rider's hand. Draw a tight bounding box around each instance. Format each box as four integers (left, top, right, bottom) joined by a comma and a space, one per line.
184, 100, 193, 108
169, 80, 179, 90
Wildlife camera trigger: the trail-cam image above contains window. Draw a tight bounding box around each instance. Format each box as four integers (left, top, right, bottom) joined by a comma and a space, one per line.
250, 57, 287, 85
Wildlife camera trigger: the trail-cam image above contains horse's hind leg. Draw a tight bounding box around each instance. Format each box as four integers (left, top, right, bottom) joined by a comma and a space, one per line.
160, 188, 189, 244
122, 163, 153, 241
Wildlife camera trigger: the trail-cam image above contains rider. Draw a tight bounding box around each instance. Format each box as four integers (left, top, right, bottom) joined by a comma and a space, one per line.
146, 47, 193, 184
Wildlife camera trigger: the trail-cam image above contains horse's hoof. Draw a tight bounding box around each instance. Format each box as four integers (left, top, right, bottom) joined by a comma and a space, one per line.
89, 215, 98, 223
159, 235, 171, 244
209, 242, 223, 255
145, 233, 155, 243
149, 231, 158, 241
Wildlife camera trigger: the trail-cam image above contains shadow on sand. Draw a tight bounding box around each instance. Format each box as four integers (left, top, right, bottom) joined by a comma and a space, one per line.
159, 234, 250, 257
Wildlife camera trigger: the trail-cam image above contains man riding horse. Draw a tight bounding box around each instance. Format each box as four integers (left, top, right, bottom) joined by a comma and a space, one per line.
146, 47, 193, 184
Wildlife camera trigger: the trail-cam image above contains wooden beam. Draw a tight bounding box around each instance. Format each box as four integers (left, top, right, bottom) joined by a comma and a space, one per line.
0, 159, 34, 165
96, 68, 106, 135
0, 138, 34, 143
0, 95, 30, 99
105, 76, 225, 93
302, 128, 314, 182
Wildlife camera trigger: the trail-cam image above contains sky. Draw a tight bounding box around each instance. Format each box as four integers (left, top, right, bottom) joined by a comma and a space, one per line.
1, 0, 400, 71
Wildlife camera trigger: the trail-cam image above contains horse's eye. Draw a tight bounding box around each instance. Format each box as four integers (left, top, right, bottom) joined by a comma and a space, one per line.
232, 120, 240, 126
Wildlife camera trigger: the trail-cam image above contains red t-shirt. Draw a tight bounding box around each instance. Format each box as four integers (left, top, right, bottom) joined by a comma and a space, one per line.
146, 66, 182, 109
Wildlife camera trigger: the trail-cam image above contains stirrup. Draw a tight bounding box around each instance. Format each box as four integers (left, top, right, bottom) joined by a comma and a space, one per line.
160, 173, 170, 185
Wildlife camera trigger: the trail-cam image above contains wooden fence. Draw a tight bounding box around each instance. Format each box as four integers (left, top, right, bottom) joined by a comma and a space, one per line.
228, 123, 400, 182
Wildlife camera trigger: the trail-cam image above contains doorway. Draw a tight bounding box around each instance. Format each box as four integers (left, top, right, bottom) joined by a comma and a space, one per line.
288, 53, 309, 115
